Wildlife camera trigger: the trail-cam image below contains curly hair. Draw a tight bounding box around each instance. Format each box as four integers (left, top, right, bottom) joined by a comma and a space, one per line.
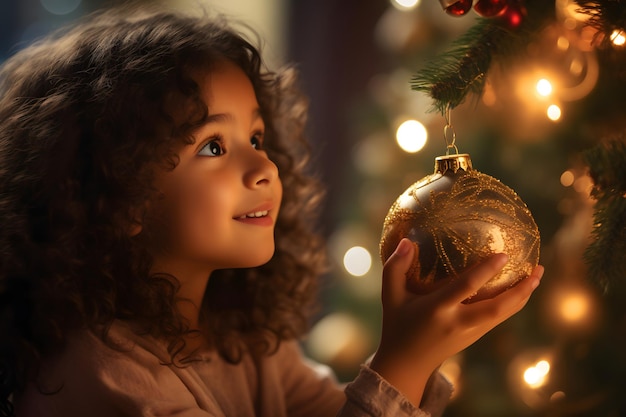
0, 6, 326, 414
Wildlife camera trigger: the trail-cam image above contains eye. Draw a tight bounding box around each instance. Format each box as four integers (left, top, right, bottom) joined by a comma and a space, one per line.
251, 132, 264, 150
198, 138, 225, 157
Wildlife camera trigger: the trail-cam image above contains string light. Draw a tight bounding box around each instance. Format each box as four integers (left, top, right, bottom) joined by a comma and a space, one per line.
610, 29, 626, 46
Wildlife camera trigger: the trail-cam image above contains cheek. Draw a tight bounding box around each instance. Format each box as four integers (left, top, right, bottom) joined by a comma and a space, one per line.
176, 181, 227, 230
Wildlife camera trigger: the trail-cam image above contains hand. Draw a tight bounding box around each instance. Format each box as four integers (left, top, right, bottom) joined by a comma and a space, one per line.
369, 238, 544, 406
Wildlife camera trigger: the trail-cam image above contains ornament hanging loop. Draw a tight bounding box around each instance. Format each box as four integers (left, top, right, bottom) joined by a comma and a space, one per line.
444, 103, 459, 155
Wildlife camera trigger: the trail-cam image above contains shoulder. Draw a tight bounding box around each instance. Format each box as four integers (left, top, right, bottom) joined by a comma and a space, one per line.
15, 321, 201, 417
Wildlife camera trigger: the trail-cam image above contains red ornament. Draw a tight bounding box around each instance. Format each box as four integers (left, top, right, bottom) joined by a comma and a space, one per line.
501, 4, 526, 28
440, 0, 473, 17
474, 0, 508, 17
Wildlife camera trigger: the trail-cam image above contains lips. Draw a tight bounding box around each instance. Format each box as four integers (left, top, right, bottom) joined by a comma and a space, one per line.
234, 203, 274, 226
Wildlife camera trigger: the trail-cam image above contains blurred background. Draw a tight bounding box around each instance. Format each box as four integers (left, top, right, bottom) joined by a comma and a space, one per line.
2, 0, 624, 415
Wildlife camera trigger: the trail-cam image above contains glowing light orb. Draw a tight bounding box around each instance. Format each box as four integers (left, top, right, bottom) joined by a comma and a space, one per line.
396, 119, 427, 153
559, 292, 590, 323
523, 360, 550, 388
560, 170, 575, 187
611, 30, 626, 46
536, 79, 553, 96
547, 104, 562, 121
391, 0, 420, 10
343, 246, 372, 276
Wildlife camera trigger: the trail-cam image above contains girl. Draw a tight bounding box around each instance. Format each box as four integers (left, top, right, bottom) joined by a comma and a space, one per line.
0, 5, 543, 417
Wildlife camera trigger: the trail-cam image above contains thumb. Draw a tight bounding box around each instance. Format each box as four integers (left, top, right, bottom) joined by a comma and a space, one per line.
381, 238, 417, 307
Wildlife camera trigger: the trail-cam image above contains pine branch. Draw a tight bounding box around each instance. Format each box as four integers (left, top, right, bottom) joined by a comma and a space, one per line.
410, 20, 497, 114
411, 0, 555, 114
583, 139, 626, 295
575, 0, 626, 48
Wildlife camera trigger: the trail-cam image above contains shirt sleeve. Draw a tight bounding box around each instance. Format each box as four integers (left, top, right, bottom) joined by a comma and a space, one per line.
277, 341, 452, 417
340, 366, 452, 417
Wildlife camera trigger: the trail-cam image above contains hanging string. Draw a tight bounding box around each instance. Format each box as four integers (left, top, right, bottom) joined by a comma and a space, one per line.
444, 103, 459, 155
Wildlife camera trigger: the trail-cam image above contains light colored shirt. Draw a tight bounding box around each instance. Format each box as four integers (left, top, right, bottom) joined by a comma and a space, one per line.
16, 321, 452, 416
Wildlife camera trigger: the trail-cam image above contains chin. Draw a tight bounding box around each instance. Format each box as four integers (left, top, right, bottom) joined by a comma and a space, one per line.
245, 247, 276, 268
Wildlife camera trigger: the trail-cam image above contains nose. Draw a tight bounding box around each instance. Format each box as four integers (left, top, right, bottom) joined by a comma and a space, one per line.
243, 150, 279, 189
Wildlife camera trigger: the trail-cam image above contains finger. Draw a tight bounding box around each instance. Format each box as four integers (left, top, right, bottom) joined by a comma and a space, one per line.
461, 264, 545, 326
498, 264, 545, 313
441, 253, 509, 304
381, 238, 416, 307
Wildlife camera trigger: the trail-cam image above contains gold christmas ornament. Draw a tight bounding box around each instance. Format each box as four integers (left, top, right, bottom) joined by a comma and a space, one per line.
380, 153, 540, 302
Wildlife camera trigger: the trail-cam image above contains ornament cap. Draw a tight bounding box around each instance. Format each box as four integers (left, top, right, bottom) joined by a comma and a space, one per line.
434, 153, 473, 175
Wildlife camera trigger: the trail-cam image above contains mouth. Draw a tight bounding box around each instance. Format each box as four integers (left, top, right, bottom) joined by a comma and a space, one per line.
237, 210, 269, 220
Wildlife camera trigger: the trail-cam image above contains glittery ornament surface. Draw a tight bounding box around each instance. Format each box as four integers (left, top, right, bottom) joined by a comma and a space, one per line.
380, 155, 540, 302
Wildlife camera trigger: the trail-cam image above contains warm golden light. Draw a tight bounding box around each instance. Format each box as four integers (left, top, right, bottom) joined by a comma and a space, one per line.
611, 30, 626, 46
306, 313, 371, 368
573, 174, 593, 194
557, 36, 569, 51
391, 0, 420, 10
547, 104, 562, 121
396, 119, 427, 153
523, 360, 551, 389
343, 246, 372, 276
560, 170, 575, 187
536, 78, 553, 96
559, 292, 589, 323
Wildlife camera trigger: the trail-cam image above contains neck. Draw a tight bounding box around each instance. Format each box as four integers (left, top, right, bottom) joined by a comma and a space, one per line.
151, 257, 212, 330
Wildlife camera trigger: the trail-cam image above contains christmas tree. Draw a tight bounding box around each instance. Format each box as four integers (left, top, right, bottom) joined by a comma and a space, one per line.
295, 0, 626, 415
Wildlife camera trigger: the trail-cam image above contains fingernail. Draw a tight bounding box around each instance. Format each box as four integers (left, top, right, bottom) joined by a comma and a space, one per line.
494, 253, 509, 267
531, 266, 544, 289
396, 239, 411, 256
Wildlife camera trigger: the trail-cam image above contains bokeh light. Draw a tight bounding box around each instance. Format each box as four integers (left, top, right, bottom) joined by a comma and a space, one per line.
391, 0, 420, 11
396, 119, 427, 153
610, 29, 626, 46
40, 0, 82, 15
343, 246, 372, 277
306, 313, 372, 373
560, 170, 575, 187
547, 104, 562, 121
523, 360, 551, 388
536, 78, 553, 96
559, 292, 589, 323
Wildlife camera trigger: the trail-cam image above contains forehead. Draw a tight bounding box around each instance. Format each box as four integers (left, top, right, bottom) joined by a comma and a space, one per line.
195, 59, 259, 110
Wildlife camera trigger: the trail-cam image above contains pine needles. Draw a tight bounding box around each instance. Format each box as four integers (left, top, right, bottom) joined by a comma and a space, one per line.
583, 139, 626, 296
411, 0, 555, 114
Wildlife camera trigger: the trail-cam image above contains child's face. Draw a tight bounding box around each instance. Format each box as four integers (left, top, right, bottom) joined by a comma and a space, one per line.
151, 60, 282, 275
